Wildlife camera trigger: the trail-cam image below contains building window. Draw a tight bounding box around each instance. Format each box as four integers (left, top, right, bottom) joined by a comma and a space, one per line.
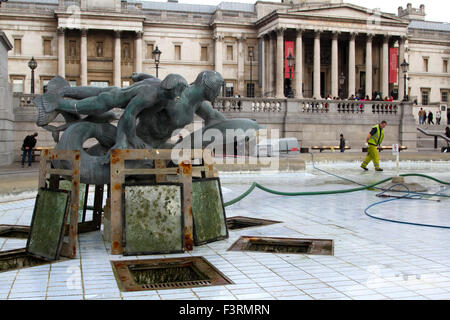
174, 45, 181, 61
14, 38, 22, 55
90, 81, 109, 88
423, 57, 429, 72
122, 80, 130, 88
200, 46, 208, 61
40, 76, 53, 93
122, 42, 131, 60
227, 45, 233, 61
68, 80, 77, 87
248, 46, 254, 61
421, 89, 430, 105
225, 82, 234, 97
43, 39, 52, 56
11, 77, 24, 93
442, 91, 448, 102
443, 59, 448, 73
96, 42, 104, 57
146, 43, 154, 59
69, 40, 77, 57
247, 83, 255, 98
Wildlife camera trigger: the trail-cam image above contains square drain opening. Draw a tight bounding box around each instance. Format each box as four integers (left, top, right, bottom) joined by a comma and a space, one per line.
0, 249, 49, 273
228, 236, 333, 255
111, 256, 233, 292
0, 225, 30, 239
226, 216, 281, 230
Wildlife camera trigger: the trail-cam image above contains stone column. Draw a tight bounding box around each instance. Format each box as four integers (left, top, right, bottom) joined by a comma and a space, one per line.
268, 33, 275, 97
80, 29, 88, 86
237, 35, 245, 96
57, 27, 65, 78
313, 30, 321, 99
365, 34, 373, 99
331, 31, 339, 98
114, 30, 121, 87
276, 28, 285, 98
260, 35, 266, 97
214, 34, 223, 75
398, 36, 406, 101
135, 31, 143, 74
295, 29, 303, 98
382, 35, 389, 98
348, 32, 356, 98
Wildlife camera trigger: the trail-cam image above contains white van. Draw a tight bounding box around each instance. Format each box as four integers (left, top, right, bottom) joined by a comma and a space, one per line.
255, 138, 300, 157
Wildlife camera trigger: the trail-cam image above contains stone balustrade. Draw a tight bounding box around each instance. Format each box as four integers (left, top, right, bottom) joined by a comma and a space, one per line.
215, 97, 400, 117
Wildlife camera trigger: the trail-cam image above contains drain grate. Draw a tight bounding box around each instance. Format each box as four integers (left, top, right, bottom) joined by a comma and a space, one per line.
228, 236, 333, 255
111, 256, 233, 292
0, 249, 49, 273
0, 225, 30, 239
226, 216, 281, 230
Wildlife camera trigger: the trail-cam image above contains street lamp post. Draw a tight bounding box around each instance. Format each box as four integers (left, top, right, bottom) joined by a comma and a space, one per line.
28, 57, 37, 94
286, 52, 295, 98
152, 46, 161, 78
400, 59, 409, 102
339, 72, 346, 99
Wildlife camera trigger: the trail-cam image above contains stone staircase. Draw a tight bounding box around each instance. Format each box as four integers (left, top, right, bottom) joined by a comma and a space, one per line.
417, 124, 449, 152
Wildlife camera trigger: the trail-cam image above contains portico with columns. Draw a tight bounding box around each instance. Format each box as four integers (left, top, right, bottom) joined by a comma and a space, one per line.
55, 9, 144, 87
256, 4, 409, 100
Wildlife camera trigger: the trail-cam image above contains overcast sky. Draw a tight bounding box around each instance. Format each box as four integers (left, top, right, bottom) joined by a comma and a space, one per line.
148, 0, 449, 23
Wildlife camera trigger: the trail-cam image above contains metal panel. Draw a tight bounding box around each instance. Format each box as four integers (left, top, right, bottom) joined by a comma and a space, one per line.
26, 188, 70, 261
122, 183, 184, 256
192, 178, 228, 245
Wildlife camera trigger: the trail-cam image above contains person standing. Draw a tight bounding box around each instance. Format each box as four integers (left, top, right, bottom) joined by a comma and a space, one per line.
339, 134, 346, 153
418, 108, 425, 125
427, 111, 434, 125
361, 121, 387, 172
436, 110, 441, 125
21, 132, 38, 168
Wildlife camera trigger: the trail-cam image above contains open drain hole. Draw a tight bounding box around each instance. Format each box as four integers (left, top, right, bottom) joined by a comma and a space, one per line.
0, 225, 30, 239
111, 257, 233, 292
0, 249, 49, 273
226, 216, 281, 230
228, 236, 334, 255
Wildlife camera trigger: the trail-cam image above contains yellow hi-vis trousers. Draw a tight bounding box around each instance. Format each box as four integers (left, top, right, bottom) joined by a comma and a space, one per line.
361, 145, 380, 169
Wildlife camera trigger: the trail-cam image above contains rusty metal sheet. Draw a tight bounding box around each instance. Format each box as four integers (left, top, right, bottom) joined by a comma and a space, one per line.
122, 183, 184, 256
192, 178, 228, 245
26, 188, 70, 261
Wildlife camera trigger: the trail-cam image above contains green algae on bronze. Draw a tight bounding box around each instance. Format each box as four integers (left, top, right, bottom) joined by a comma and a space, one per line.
27, 189, 70, 260
123, 185, 183, 255
192, 179, 228, 245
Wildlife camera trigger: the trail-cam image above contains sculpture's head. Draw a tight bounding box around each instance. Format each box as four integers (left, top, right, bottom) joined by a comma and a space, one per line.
160, 74, 189, 101
194, 71, 224, 102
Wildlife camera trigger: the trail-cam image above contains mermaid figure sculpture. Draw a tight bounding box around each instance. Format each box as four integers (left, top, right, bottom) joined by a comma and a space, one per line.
34, 71, 261, 185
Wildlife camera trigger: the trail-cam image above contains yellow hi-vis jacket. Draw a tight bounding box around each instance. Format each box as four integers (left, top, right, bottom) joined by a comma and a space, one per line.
368, 124, 384, 146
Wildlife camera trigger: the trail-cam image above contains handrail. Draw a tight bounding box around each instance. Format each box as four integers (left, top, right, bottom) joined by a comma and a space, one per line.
417, 127, 450, 147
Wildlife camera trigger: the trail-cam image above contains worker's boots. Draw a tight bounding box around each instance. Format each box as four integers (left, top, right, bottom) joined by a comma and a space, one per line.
375, 168, 384, 172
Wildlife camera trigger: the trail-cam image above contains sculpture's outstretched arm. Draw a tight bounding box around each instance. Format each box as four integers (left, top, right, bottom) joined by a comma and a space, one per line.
113, 88, 161, 149
195, 100, 226, 127
62, 86, 115, 100
131, 72, 155, 83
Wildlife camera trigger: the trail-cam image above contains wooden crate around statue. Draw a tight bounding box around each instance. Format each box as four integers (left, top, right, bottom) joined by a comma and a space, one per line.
26, 188, 70, 261
192, 178, 228, 245
122, 183, 184, 256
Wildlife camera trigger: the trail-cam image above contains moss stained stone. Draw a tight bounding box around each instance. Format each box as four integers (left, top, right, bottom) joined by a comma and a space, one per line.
27, 189, 70, 260
60, 180, 86, 223
123, 184, 184, 255
192, 179, 228, 245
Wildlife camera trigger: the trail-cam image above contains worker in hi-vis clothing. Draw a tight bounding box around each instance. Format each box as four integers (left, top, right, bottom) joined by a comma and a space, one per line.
361, 121, 387, 172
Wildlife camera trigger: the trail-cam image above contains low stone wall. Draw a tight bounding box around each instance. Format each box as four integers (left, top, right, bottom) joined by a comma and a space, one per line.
8, 94, 418, 163
215, 98, 418, 152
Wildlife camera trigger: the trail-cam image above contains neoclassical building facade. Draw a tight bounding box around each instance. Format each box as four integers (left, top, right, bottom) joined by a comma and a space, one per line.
0, 0, 449, 105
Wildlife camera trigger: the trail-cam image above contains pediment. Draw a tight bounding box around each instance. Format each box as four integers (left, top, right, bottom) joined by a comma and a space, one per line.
285, 4, 405, 24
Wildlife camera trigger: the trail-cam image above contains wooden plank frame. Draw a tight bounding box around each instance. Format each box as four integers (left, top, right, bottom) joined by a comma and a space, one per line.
38, 149, 81, 259
109, 148, 214, 255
